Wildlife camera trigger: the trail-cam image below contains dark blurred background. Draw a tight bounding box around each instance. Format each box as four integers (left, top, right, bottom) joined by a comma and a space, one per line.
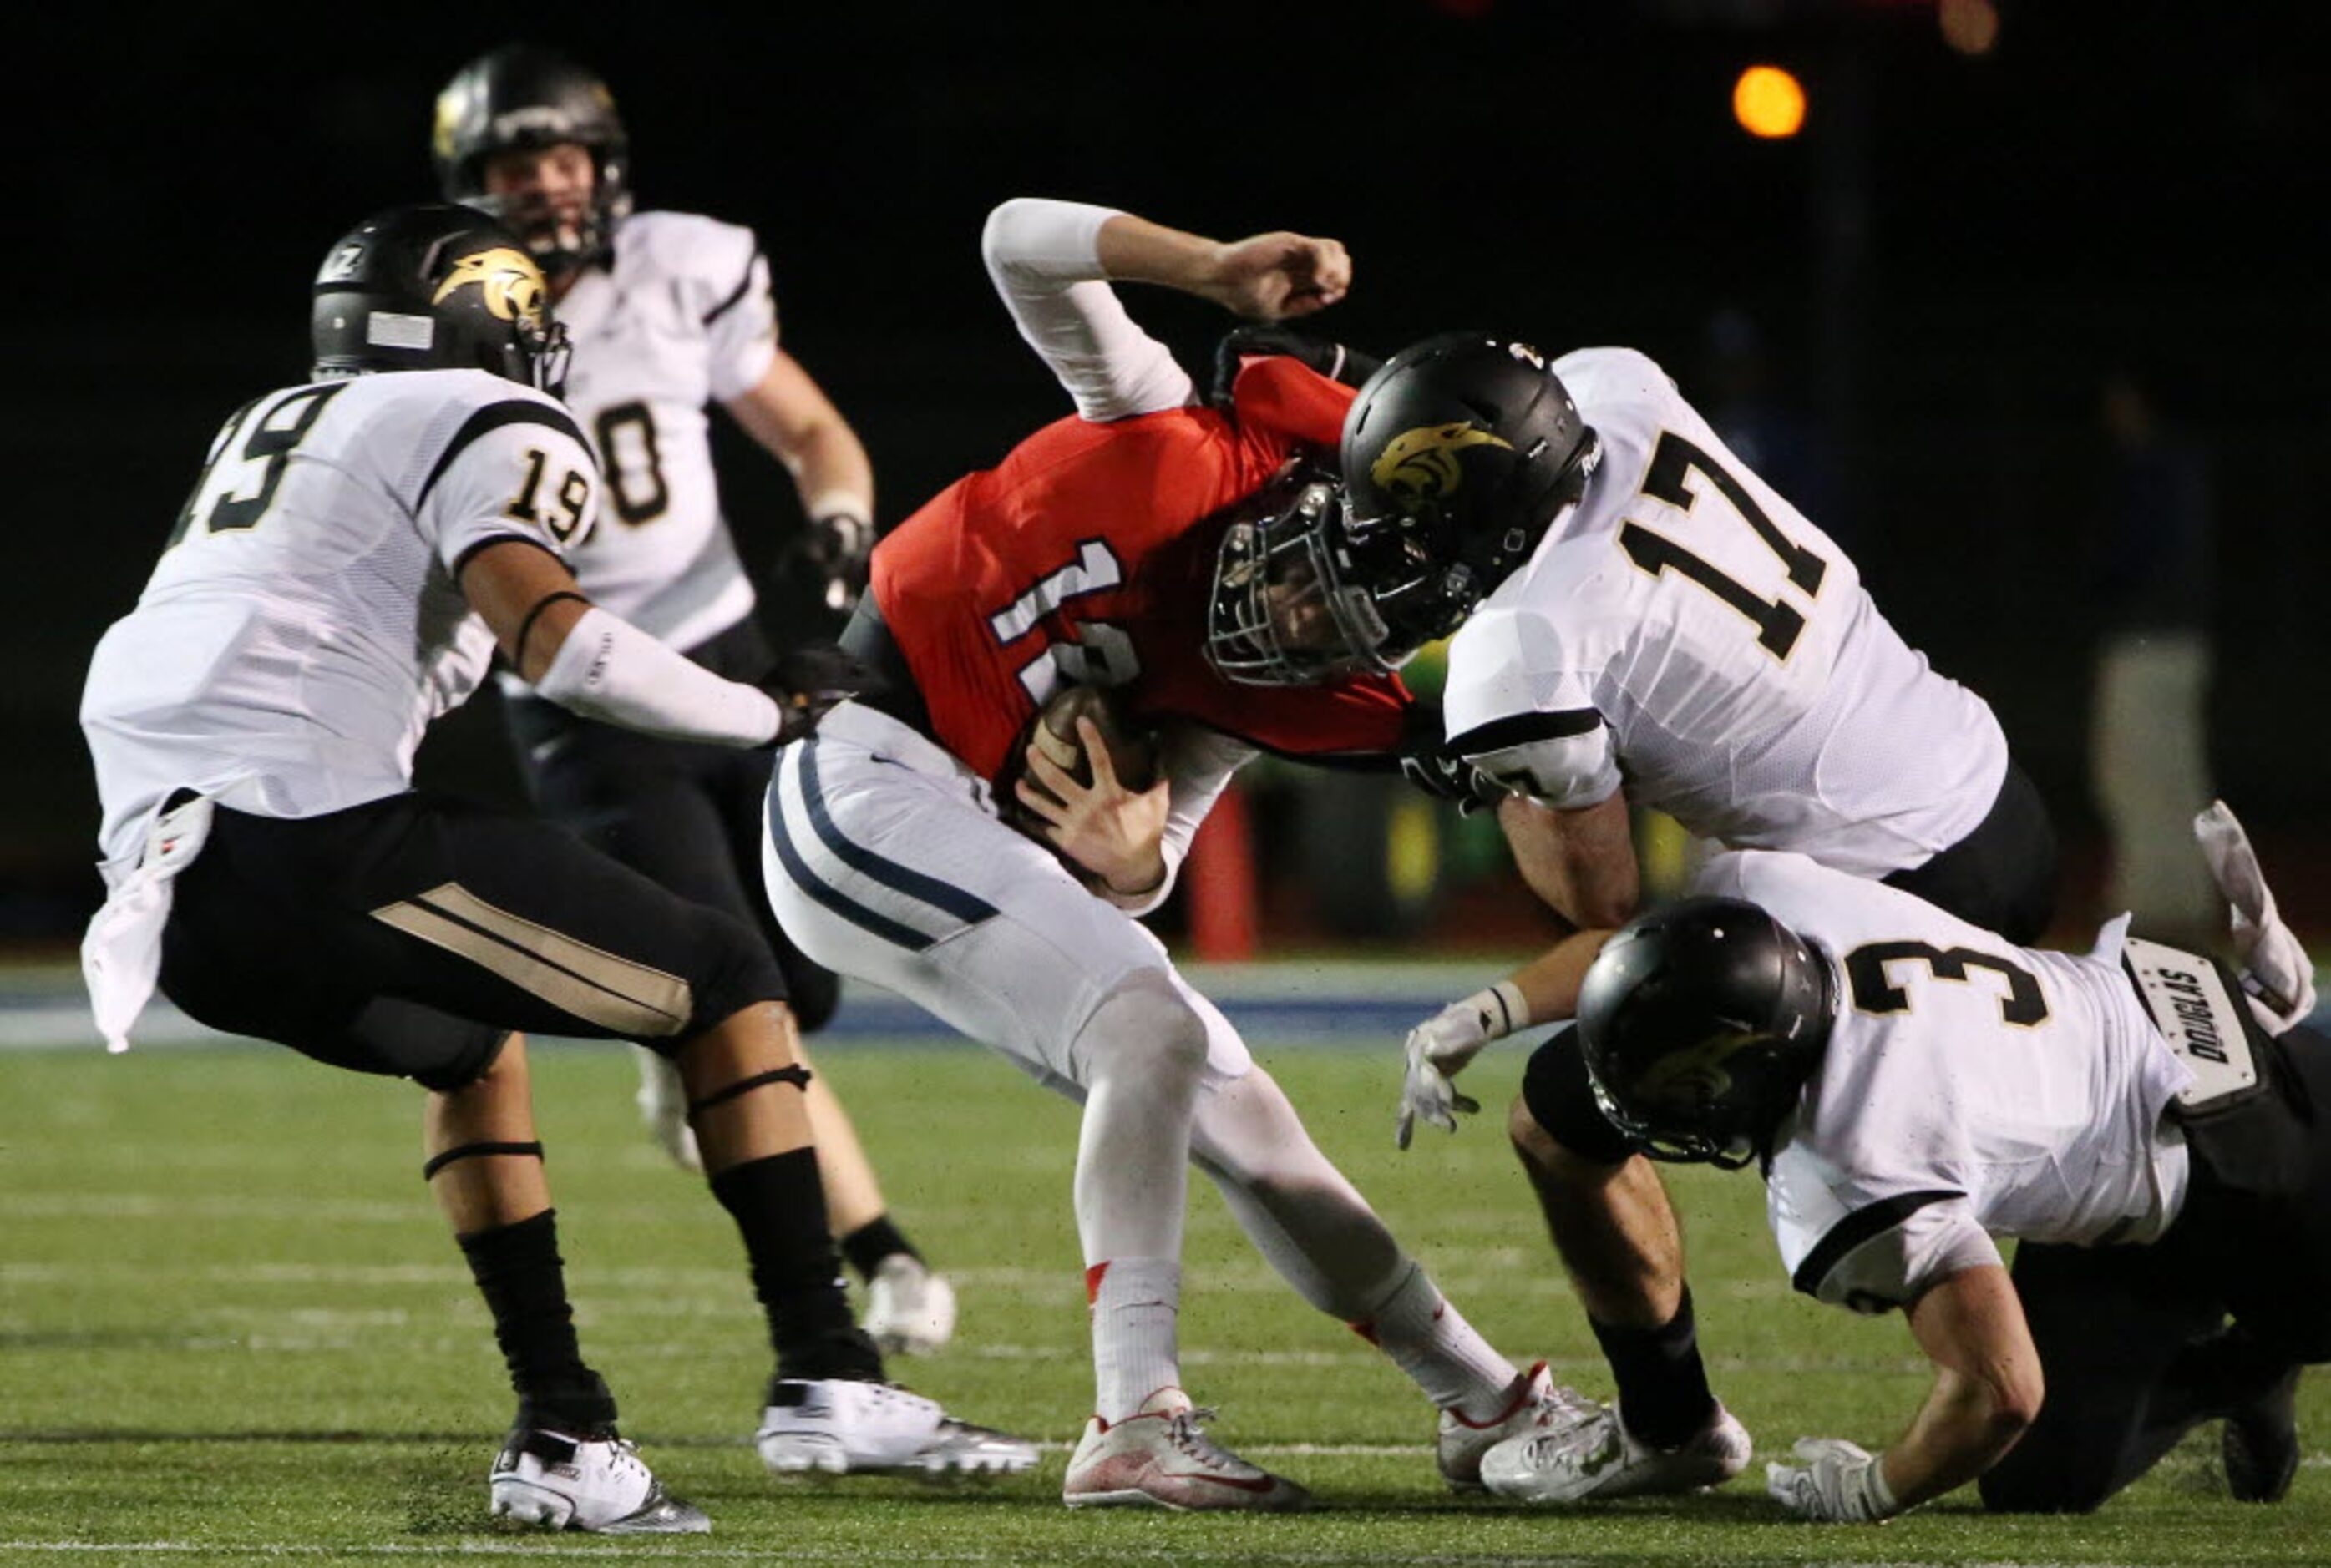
8, 0, 2323, 948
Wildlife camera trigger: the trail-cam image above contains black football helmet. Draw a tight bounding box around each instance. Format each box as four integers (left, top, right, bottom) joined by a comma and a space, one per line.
1335, 333, 1601, 657
311, 204, 571, 397
1203, 463, 1395, 686
1577, 898, 1835, 1171
433, 45, 631, 275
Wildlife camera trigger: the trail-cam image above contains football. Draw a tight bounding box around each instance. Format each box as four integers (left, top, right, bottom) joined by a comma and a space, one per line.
1011, 685, 1158, 815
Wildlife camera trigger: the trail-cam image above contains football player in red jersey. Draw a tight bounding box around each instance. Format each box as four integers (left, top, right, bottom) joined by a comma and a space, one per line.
762, 198, 1578, 1509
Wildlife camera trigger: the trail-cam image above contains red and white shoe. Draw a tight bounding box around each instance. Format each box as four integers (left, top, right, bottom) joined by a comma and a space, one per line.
1437, 1361, 1601, 1491
1062, 1388, 1310, 1511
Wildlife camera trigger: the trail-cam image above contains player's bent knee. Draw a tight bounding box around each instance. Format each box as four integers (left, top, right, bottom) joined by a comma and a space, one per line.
638, 906, 791, 1059
1520, 1024, 1639, 1167
1071, 969, 1209, 1085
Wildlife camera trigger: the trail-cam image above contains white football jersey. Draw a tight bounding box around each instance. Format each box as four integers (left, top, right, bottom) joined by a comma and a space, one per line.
1442, 347, 2007, 878
1694, 850, 2194, 1313
543, 210, 778, 651
81, 369, 600, 871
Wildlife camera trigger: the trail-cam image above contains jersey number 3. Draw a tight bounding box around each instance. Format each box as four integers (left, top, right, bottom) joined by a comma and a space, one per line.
1618, 430, 1828, 658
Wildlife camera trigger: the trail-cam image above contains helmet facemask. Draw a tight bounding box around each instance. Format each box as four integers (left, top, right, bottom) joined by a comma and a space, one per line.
1204, 475, 1410, 687
468, 140, 630, 278
509, 311, 572, 399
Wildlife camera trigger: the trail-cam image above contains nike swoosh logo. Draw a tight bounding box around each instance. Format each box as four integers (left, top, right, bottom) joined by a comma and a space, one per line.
1187, 1471, 1281, 1493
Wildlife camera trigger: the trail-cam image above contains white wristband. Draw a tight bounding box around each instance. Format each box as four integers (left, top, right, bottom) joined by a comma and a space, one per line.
535, 607, 781, 747
804, 489, 873, 524
1860, 1454, 1899, 1520
1464, 980, 1530, 1040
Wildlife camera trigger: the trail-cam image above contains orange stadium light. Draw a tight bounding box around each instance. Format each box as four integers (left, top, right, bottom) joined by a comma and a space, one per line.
1733, 64, 1807, 139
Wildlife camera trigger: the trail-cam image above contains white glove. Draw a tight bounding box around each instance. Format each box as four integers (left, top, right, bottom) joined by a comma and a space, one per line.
1765, 1436, 1898, 1523
1396, 982, 1526, 1150
2194, 800, 2318, 1032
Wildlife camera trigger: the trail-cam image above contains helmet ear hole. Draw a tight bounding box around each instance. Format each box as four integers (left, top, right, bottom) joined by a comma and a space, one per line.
311, 204, 565, 395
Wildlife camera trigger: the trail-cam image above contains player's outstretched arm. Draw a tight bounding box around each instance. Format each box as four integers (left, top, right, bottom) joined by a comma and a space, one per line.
459, 540, 793, 747
1395, 927, 1613, 1147
1768, 1263, 2040, 1521
1887, 1264, 2043, 1509
1095, 215, 1350, 322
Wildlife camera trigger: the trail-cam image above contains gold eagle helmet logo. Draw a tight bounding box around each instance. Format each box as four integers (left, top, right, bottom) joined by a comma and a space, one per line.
432, 247, 550, 326
1369, 422, 1514, 510
1632, 1029, 1764, 1112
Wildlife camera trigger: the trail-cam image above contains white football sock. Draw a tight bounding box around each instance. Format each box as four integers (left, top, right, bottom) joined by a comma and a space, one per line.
1066, 973, 1209, 1419
1190, 1067, 1519, 1417
1089, 1256, 1182, 1424
1357, 1259, 1522, 1423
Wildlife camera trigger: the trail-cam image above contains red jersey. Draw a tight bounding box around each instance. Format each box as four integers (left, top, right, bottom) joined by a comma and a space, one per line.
871, 357, 1412, 781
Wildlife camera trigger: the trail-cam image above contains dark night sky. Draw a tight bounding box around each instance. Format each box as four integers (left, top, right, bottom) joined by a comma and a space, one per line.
6, 0, 2322, 931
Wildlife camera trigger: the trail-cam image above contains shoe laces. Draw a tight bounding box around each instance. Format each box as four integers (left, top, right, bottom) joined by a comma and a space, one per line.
598, 1436, 649, 1484
1162, 1406, 1240, 1467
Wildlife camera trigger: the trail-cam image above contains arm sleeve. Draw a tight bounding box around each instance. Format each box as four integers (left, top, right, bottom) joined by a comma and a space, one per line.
534, 606, 783, 747
1099, 723, 1255, 917
416, 396, 601, 571
981, 198, 1195, 422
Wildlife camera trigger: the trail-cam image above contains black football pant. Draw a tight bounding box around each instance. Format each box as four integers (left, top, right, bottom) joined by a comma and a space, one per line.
1982, 1024, 2331, 1512
159, 792, 787, 1090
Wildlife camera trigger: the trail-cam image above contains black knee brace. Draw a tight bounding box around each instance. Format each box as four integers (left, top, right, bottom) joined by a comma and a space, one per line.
687, 1064, 813, 1117
1519, 1026, 1639, 1166
422, 1141, 545, 1181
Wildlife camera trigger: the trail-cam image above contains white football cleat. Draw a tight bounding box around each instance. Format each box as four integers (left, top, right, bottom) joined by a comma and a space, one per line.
1481, 1398, 1751, 1504
489, 1428, 708, 1534
1062, 1388, 1310, 1511
864, 1254, 958, 1357
634, 1046, 702, 1173
1437, 1361, 1602, 1491
756, 1378, 1038, 1479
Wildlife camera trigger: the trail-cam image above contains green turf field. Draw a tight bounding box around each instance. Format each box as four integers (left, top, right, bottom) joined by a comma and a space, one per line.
3, 1036, 2323, 1565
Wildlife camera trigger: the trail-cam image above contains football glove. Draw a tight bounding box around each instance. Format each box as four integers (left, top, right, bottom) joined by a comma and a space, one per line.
1396, 983, 1526, 1150
1209, 325, 1385, 407
791, 511, 876, 613
1765, 1437, 1898, 1523
762, 641, 881, 747
2194, 800, 2318, 1031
